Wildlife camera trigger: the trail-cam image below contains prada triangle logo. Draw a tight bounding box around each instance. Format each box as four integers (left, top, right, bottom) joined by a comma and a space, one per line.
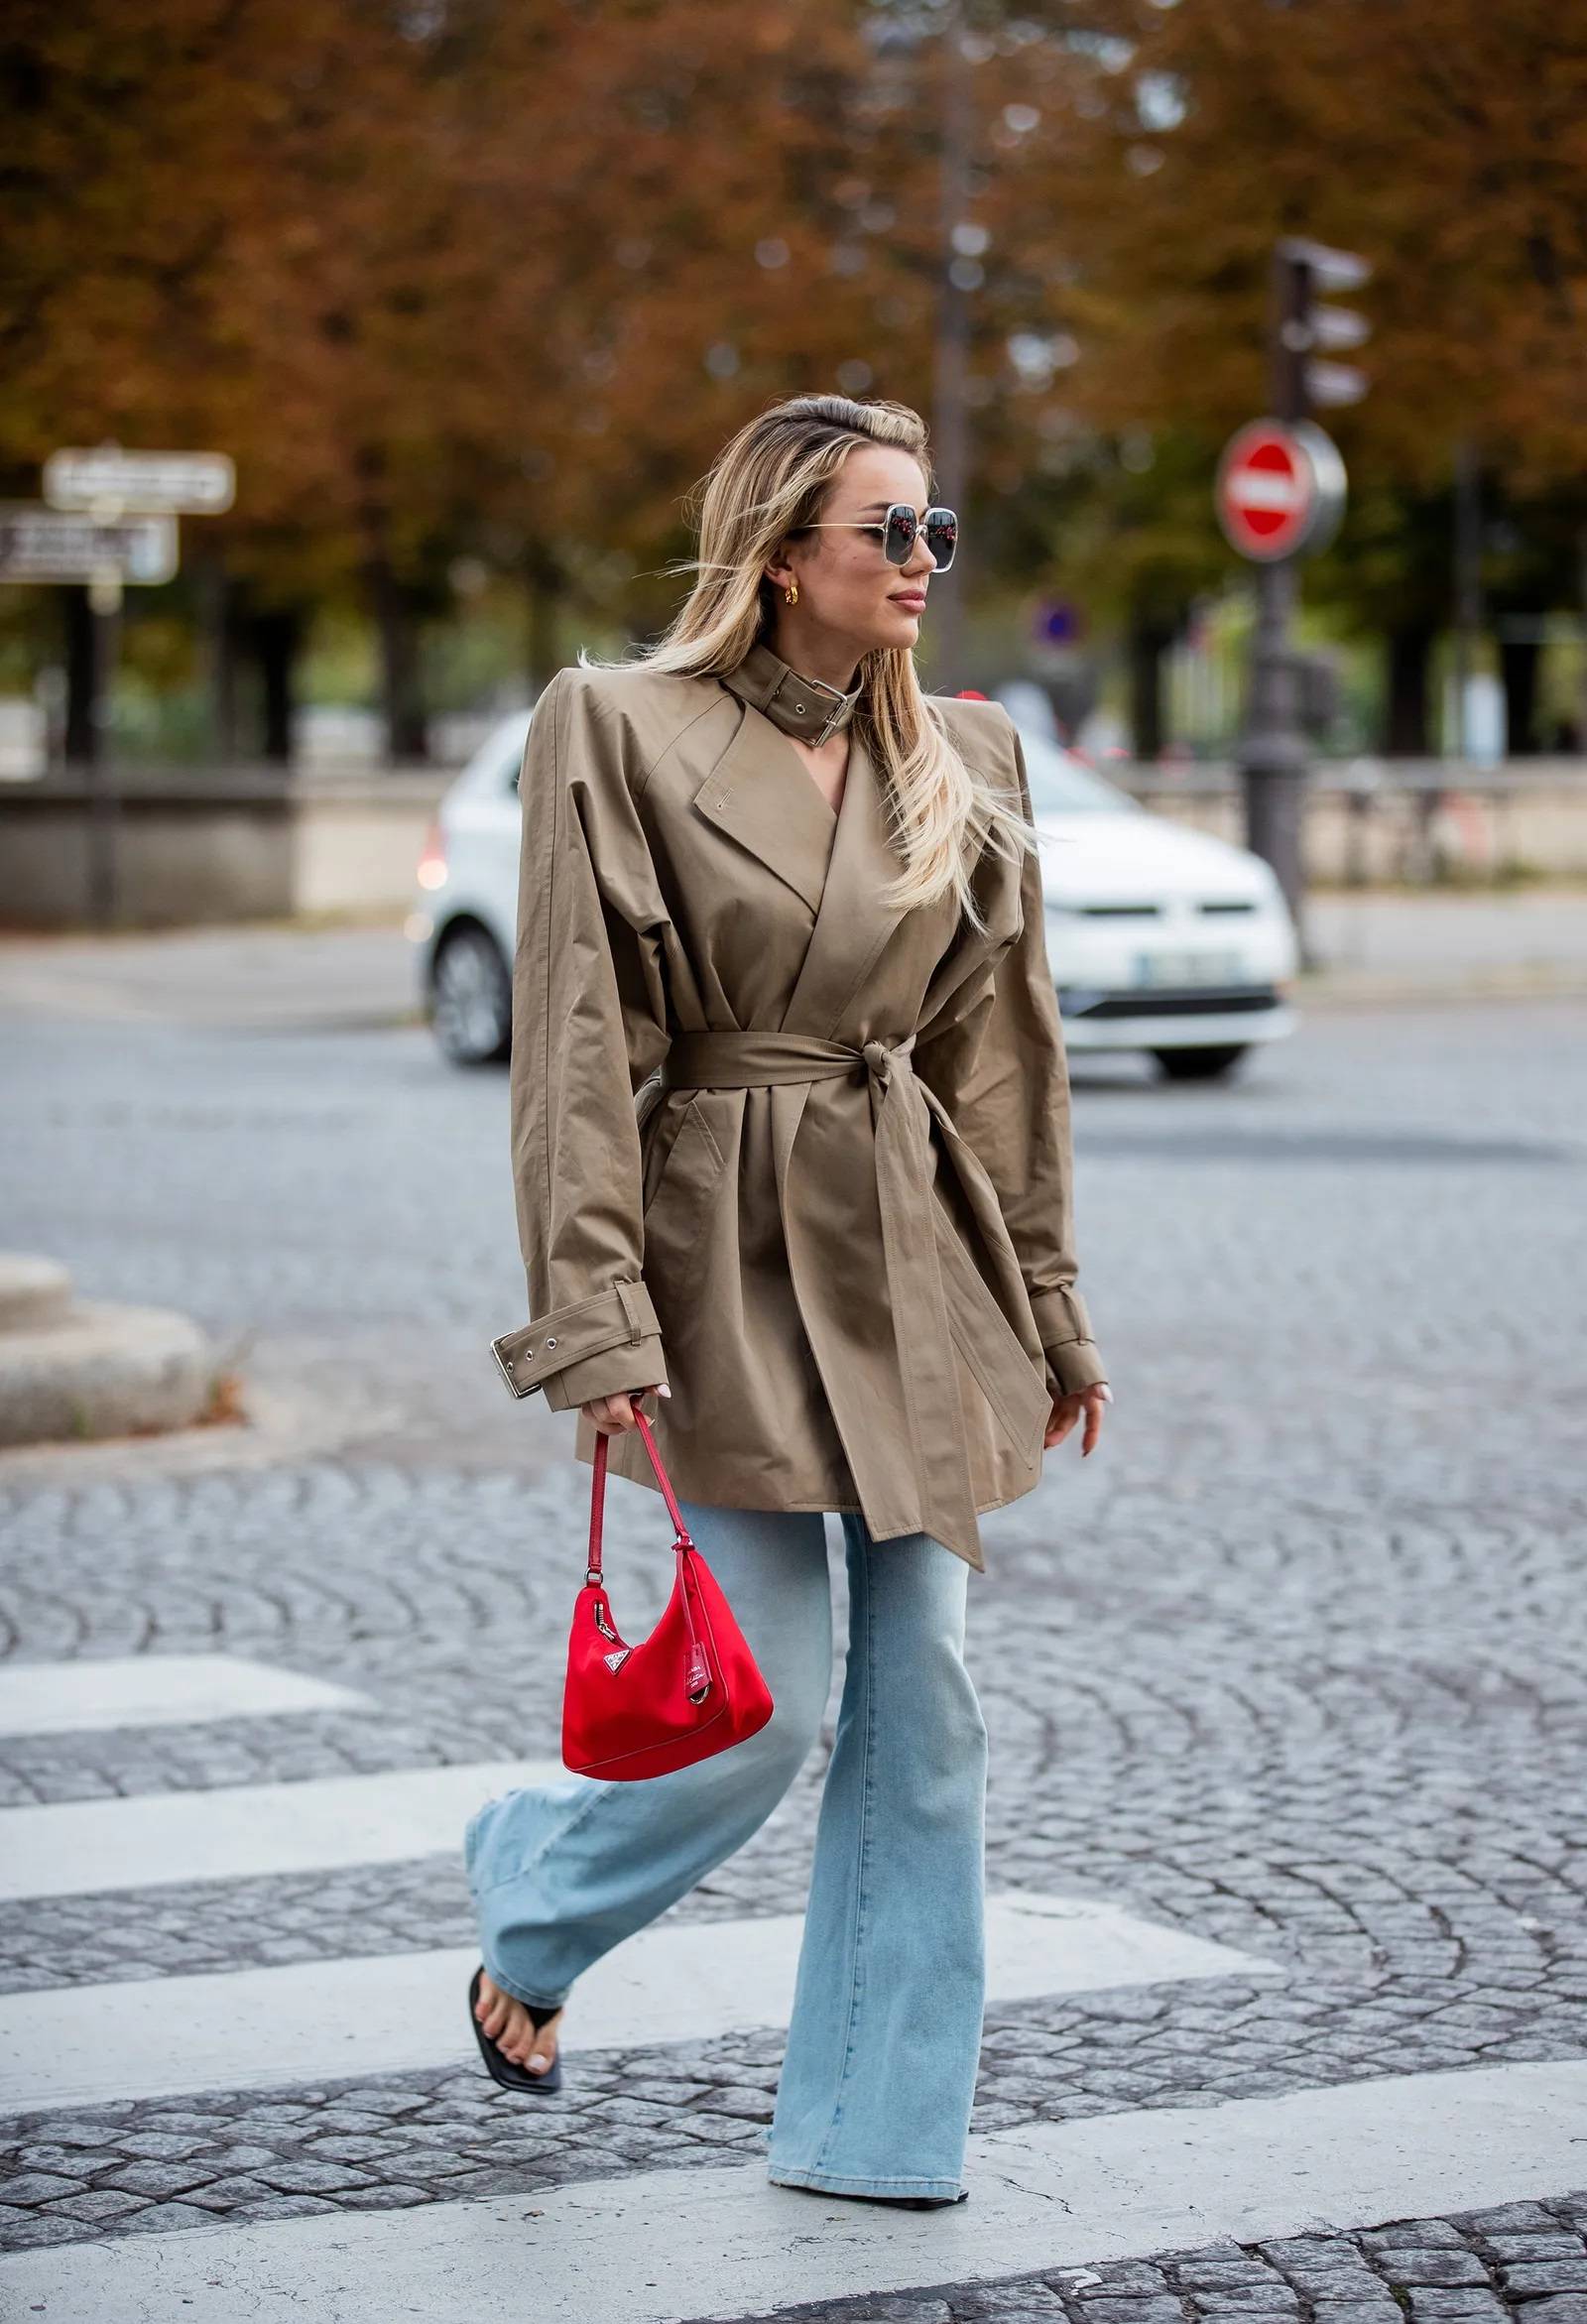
603, 1647, 631, 1672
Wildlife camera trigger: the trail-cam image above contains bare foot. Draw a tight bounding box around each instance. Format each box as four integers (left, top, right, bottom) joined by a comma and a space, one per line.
473, 1970, 563, 2074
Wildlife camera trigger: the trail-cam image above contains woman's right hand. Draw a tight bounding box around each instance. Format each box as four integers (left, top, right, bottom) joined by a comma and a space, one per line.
581, 1387, 667, 1434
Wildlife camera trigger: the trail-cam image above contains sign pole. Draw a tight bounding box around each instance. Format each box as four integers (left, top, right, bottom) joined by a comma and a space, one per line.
1238, 249, 1313, 963
80, 474, 133, 929
84, 554, 123, 928
1224, 239, 1371, 968
23, 443, 235, 929
1241, 553, 1307, 932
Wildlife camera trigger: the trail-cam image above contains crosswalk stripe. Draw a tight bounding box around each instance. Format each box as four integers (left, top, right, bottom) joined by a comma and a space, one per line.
0, 1893, 1276, 2115
1, 2059, 1579, 2321
0, 1654, 372, 1738
0, 1759, 561, 1902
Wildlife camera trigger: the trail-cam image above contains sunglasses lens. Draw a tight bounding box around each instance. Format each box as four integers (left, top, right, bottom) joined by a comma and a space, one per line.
884, 508, 917, 565
924, 509, 957, 571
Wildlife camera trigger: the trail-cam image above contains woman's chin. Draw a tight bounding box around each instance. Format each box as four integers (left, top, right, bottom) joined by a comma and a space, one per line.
844, 608, 922, 659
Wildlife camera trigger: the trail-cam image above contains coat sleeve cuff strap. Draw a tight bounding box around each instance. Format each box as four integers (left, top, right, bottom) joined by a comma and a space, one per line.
489, 1279, 668, 1404
1029, 1285, 1094, 1350
1042, 1337, 1110, 1398
1028, 1286, 1107, 1398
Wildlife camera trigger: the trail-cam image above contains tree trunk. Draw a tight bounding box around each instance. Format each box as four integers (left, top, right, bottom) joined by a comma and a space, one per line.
196, 548, 240, 763
1500, 634, 1539, 755
253, 609, 301, 764
367, 554, 427, 761
525, 555, 564, 695
1384, 626, 1432, 756
62, 584, 98, 765
1127, 615, 1174, 761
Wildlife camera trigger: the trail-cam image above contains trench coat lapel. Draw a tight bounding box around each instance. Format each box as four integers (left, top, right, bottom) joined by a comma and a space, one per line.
781, 721, 916, 1036
690, 700, 840, 918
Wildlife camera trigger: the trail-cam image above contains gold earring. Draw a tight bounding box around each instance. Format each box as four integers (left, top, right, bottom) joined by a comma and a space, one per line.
786, 578, 798, 606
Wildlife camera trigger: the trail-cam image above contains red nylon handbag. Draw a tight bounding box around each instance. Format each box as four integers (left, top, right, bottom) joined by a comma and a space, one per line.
562, 1408, 776, 1780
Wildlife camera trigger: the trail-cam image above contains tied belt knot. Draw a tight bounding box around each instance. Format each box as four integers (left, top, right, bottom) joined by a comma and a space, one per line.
658, 1025, 988, 1567
862, 1033, 913, 1084
663, 1028, 916, 1094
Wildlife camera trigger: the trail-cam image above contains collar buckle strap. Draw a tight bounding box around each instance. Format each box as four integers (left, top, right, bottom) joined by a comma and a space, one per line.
769, 667, 860, 747
720, 639, 863, 747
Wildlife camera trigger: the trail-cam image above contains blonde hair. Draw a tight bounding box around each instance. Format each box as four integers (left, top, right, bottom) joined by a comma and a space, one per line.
577, 393, 1034, 929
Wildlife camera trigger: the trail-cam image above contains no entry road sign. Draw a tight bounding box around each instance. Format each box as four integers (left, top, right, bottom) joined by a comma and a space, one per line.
1215, 420, 1345, 562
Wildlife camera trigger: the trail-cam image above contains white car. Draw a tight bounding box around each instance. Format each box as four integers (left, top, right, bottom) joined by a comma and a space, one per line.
409, 708, 530, 1066
1020, 728, 1298, 1079
411, 705, 1298, 1078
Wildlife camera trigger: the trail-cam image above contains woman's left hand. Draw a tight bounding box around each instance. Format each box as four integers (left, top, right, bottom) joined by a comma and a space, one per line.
1043, 1381, 1112, 1456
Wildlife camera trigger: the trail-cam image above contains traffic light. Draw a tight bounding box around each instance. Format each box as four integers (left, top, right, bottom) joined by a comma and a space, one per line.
1273, 237, 1372, 422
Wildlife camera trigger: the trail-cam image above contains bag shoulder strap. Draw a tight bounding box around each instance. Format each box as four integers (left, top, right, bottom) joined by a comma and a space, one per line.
587, 1407, 692, 1584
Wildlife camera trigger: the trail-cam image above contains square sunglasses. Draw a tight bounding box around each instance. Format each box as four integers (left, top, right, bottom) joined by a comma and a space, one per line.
791, 503, 958, 573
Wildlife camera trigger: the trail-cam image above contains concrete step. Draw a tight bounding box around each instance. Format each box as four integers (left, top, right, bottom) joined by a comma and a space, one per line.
0, 1250, 72, 1330
0, 1296, 213, 1446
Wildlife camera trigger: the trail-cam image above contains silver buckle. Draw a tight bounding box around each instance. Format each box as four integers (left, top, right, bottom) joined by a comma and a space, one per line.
780, 670, 854, 745
489, 1338, 533, 1398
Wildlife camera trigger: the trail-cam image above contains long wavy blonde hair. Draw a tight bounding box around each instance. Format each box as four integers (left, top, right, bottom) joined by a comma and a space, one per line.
576, 393, 1035, 929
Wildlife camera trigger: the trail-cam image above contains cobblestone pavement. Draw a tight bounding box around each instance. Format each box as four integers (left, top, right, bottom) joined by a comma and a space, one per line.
1, 977, 1584, 2319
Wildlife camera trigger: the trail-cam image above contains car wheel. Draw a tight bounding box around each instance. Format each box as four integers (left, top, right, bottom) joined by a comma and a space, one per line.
431, 924, 513, 1066
1153, 1044, 1248, 1082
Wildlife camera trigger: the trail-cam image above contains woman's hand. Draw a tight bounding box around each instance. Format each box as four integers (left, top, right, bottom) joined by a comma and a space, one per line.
580, 1386, 669, 1434
1043, 1381, 1112, 1456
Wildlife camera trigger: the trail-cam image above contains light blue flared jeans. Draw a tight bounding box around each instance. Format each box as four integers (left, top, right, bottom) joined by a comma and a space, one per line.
463, 1496, 989, 2200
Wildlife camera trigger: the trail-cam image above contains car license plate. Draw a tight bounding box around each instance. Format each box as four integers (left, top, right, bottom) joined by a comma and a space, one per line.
1131, 950, 1248, 988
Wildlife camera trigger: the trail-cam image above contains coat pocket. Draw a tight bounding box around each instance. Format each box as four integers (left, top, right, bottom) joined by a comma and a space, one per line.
642, 1095, 728, 1280
932, 1214, 1052, 1453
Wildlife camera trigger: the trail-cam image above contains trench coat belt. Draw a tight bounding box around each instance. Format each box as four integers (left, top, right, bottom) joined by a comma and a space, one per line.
660, 1027, 986, 1563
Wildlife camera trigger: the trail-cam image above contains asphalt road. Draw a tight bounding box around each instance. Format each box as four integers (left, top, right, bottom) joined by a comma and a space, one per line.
1, 929, 1584, 2323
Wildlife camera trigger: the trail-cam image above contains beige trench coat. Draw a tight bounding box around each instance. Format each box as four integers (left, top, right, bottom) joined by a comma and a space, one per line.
488, 640, 1109, 1574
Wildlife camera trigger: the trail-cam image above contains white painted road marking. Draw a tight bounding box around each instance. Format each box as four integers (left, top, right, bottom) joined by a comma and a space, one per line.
0, 1653, 372, 1738
1, 2061, 1580, 2322
0, 1893, 1276, 2114
0, 1759, 561, 1902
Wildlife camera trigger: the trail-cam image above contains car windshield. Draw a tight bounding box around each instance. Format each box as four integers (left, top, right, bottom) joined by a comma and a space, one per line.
1015, 728, 1138, 817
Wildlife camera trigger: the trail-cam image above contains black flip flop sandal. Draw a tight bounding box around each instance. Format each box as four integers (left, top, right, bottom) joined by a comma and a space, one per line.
468, 1964, 564, 2094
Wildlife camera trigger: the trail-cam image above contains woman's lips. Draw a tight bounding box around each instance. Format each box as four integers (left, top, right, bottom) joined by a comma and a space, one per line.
891, 591, 927, 609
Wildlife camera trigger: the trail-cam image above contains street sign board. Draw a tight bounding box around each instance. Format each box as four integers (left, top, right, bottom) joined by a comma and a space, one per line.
1214, 420, 1346, 562
43, 448, 235, 516
1034, 598, 1084, 645
1276, 235, 1372, 294
0, 506, 179, 585
1304, 359, 1369, 410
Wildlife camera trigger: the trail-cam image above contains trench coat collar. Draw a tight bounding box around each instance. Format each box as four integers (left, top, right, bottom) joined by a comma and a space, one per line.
696, 661, 925, 1004
717, 636, 864, 747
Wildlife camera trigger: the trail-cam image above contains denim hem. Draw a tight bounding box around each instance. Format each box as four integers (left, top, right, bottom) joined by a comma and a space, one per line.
767, 2165, 966, 2199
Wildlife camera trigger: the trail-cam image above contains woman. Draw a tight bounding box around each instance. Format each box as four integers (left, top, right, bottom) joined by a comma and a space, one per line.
465, 393, 1111, 2208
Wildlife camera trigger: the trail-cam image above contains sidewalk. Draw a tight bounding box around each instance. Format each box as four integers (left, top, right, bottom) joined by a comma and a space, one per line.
0, 919, 422, 1031
2, 888, 1584, 1030
1300, 886, 1587, 1003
